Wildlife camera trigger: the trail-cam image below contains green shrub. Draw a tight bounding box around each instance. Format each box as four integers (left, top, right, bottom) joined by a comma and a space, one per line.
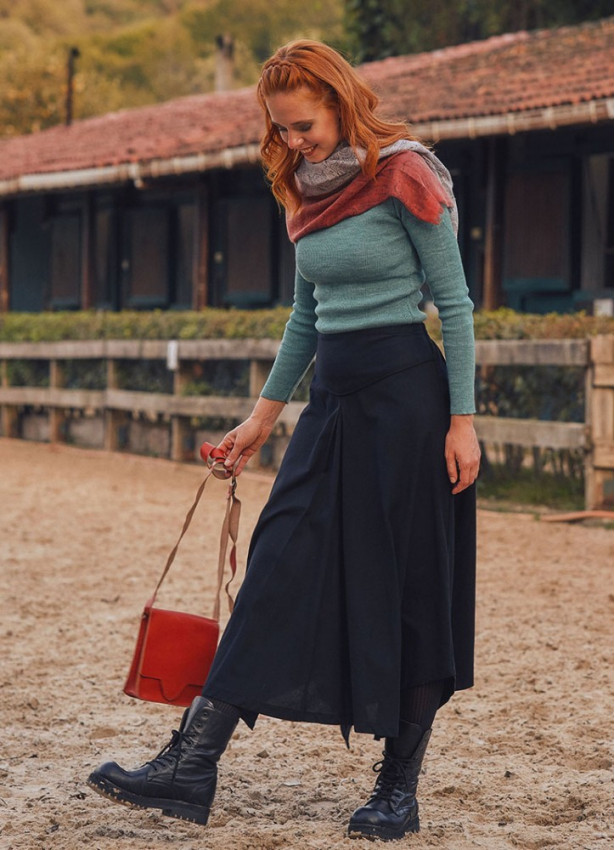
0, 307, 611, 343
477, 464, 585, 512
181, 361, 250, 397
7, 359, 49, 387
472, 307, 614, 340
0, 308, 292, 342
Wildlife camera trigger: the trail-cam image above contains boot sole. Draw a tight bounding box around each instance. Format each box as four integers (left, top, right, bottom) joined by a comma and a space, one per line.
347, 816, 420, 841
87, 772, 210, 825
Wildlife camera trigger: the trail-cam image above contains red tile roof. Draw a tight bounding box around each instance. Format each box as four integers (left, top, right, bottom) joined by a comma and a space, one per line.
0, 18, 611, 187
367, 18, 613, 123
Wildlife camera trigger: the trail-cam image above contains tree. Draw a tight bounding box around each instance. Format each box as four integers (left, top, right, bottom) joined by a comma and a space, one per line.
344, 0, 613, 61
0, 0, 345, 137
180, 0, 344, 64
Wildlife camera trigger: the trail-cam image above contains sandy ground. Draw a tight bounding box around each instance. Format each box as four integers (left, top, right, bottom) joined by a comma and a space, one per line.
0, 437, 612, 850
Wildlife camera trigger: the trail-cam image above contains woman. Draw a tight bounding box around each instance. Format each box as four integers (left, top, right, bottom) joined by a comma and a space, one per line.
88, 39, 480, 842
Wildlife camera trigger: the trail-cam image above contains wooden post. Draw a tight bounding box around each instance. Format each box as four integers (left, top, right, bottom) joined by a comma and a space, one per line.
81, 193, 94, 309
249, 359, 271, 399
482, 137, 505, 311
1, 360, 18, 437
104, 359, 121, 452
171, 373, 191, 462
170, 344, 191, 462
193, 184, 209, 310
249, 358, 274, 467
0, 206, 9, 313
49, 360, 66, 443
585, 335, 614, 510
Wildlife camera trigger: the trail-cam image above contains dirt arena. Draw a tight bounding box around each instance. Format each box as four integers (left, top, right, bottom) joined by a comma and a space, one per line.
0, 437, 612, 850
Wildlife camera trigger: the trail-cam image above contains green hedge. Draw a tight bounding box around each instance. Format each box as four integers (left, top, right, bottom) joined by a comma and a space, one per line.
471, 308, 613, 340
0, 309, 292, 342
0, 307, 612, 342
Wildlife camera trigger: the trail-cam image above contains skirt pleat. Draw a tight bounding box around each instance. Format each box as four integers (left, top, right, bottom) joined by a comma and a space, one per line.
203, 323, 476, 739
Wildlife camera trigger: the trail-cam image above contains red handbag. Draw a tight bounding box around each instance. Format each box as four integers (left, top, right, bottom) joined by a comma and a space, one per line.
123, 444, 240, 707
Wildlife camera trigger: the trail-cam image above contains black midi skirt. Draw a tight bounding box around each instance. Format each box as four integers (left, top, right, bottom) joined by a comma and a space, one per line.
203, 323, 476, 739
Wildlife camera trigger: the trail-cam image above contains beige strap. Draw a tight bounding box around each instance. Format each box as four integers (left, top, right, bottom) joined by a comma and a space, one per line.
213, 479, 241, 621
149, 469, 240, 620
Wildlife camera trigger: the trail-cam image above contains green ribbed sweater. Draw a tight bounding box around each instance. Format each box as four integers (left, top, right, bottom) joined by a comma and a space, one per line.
261, 197, 476, 414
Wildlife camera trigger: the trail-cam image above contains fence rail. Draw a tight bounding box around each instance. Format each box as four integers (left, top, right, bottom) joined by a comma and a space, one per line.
1, 336, 612, 509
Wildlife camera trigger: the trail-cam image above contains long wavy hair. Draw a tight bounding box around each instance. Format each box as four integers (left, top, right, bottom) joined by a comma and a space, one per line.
257, 40, 418, 212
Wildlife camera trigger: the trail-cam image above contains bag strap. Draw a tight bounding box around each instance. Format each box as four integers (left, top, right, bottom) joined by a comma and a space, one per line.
214, 478, 241, 620
147, 469, 240, 621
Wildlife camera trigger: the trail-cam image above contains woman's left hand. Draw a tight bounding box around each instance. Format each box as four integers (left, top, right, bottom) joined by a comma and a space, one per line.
445, 414, 481, 495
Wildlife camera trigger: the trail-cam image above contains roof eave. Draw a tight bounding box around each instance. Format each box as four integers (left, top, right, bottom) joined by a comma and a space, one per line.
0, 98, 611, 199
0, 142, 262, 199
414, 97, 614, 141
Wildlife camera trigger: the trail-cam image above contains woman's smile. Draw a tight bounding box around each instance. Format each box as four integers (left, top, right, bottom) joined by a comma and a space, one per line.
266, 88, 341, 163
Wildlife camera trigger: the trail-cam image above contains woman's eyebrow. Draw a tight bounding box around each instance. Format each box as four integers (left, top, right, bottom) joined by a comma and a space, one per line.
273, 119, 312, 129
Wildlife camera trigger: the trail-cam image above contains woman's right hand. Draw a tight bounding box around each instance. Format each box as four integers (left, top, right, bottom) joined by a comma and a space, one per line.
217, 397, 285, 476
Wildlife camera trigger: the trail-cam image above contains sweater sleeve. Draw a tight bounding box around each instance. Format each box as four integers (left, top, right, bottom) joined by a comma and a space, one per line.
396, 200, 476, 414
260, 268, 319, 403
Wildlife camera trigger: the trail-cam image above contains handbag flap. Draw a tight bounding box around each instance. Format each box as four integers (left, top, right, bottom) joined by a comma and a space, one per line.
139, 607, 219, 702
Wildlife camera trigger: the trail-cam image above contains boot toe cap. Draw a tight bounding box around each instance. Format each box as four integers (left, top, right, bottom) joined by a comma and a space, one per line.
349, 803, 392, 828
348, 801, 419, 840
88, 760, 142, 790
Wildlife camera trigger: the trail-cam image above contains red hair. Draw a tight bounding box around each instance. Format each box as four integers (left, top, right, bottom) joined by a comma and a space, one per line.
257, 40, 418, 212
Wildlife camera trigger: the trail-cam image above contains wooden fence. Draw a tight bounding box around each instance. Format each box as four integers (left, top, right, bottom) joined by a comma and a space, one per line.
0, 335, 612, 509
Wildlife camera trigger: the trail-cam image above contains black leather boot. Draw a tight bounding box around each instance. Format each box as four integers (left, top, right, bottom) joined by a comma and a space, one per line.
347, 724, 431, 841
87, 697, 238, 825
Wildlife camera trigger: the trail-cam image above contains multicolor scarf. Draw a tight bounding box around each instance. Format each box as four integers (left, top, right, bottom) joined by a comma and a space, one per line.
287, 140, 458, 244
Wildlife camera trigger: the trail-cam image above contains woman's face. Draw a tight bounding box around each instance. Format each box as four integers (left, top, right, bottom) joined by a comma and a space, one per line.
266, 87, 342, 163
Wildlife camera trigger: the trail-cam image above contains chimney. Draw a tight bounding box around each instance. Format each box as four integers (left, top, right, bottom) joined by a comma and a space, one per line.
215, 34, 234, 92
65, 47, 80, 126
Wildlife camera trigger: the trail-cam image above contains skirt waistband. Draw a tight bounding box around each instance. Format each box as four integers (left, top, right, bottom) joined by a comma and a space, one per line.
315, 323, 440, 396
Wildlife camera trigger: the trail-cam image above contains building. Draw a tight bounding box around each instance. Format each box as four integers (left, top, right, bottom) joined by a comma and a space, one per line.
0, 17, 612, 315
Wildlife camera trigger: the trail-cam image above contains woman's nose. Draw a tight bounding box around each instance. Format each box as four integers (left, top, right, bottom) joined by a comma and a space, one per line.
286, 131, 304, 149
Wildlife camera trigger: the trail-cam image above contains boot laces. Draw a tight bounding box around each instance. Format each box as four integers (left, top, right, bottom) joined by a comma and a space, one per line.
369, 756, 411, 805
147, 729, 184, 774
144, 703, 207, 777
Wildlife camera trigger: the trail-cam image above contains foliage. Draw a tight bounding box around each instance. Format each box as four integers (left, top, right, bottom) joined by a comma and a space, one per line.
452, 307, 612, 340
179, 0, 344, 64
181, 360, 250, 397
0, 43, 67, 135
476, 363, 584, 422
63, 359, 106, 389
116, 359, 174, 393
477, 463, 585, 511
0, 308, 292, 341
344, 0, 613, 61
0, 0, 344, 137
6, 359, 50, 387
475, 361, 586, 484
0, 307, 611, 343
